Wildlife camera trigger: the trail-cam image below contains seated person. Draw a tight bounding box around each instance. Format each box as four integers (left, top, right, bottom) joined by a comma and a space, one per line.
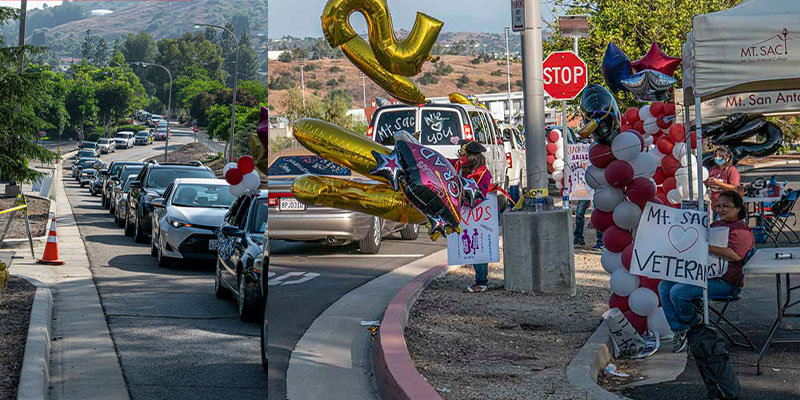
174, 187, 197, 206
659, 190, 754, 352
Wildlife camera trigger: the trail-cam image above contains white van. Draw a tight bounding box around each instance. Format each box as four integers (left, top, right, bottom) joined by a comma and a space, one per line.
368, 103, 509, 210
498, 123, 526, 190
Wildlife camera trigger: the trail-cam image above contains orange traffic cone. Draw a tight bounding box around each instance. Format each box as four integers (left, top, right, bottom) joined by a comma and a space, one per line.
37, 217, 64, 265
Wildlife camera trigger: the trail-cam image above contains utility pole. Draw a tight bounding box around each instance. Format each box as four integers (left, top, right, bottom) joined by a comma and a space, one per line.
16, 0, 26, 74
361, 72, 367, 109
521, 0, 546, 192
299, 58, 306, 107
505, 27, 513, 123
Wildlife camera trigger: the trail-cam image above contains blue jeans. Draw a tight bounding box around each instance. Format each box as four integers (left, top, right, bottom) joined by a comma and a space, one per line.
574, 200, 603, 245
473, 263, 488, 286
659, 278, 740, 331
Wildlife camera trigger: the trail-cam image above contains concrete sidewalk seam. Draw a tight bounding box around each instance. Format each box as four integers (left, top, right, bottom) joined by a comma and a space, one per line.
13, 273, 53, 400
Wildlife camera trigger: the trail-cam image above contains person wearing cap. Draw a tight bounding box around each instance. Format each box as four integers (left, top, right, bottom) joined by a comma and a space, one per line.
454, 140, 493, 293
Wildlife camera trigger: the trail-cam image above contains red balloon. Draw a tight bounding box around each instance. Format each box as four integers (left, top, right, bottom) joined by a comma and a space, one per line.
605, 160, 634, 189
690, 130, 698, 149
609, 294, 630, 313
620, 123, 632, 133
591, 209, 615, 232
225, 168, 243, 185
657, 192, 670, 205
548, 163, 555, 173
650, 102, 665, 118
633, 120, 645, 134
663, 177, 677, 193
668, 124, 685, 142
624, 310, 648, 334
621, 116, 628, 126
664, 102, 676, 116
656, 116, 672, 130
650, 196, 664, 206
640, 276, 661, 293
631, 42, 682, 77
546, 143, 558, 155
624, 108, 640, 123
656, 136, 675, 155
653, 168, 666, 185
237, 155, 255, 175
547, 130, 560, 143
589, 143, 615, 168
661, 155, 680, 176
621, 243, 633, 270
604, 225, 633, 253
547, 154, 556, 165
626, 177, 656, 206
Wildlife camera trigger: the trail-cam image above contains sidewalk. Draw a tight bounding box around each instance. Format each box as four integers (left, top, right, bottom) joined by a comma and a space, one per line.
7, 164, 128, 399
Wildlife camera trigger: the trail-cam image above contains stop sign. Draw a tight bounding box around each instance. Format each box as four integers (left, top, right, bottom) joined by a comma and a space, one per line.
193, 126, 199, 133
543, 51, 588, 100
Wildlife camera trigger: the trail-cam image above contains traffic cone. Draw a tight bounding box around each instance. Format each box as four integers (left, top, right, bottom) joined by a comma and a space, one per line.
37, 217, 64, 265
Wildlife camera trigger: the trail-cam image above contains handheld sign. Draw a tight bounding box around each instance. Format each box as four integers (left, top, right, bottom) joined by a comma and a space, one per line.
566, 143, 593, 200
631, 202, 710, 288
447, 194, 500, 265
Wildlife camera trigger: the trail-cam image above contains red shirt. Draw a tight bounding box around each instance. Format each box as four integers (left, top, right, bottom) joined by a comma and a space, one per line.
708, 166, 740, 208
710, 219, 754, 287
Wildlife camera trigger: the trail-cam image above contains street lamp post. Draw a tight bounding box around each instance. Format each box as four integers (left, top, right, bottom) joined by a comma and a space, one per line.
195, 23, 240, 162
505, 27, 513, 123
299, 58, 306, 107
361, 71, 367, 108
133, 62, 172, 162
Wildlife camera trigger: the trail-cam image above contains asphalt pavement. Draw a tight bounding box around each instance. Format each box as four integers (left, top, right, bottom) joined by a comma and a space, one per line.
268, 237, 446, 400
64, 130, 267, 399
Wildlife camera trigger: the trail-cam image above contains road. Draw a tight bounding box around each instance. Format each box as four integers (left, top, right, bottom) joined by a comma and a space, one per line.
64, 128, 268, 399
267, 232, 445, 399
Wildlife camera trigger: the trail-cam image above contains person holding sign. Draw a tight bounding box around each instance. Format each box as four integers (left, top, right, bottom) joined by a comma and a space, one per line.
454, 140, 493, 293
705, 148, 741, 219
659, 191, 754, 352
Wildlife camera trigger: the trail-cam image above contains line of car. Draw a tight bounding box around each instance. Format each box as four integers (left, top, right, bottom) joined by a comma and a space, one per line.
72, 154, 268, 372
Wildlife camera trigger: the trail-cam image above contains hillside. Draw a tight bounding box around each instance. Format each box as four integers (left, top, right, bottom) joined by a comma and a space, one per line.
269, 55, 524, 114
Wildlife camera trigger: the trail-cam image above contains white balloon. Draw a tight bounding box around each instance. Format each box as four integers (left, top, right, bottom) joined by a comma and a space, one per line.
229, 183, 247, 197
629, 287, 660, 317
644, 135, 654, 147
672, 142, 687, 159
555, 179, 564, 189
601, 249, 623, 274
650, 150, 666, 166
585, 165, 607, 189
611, 268, 641, 297
555, 150, 564, 160
638, 105, 653, 121
553, 169, 564, 182
593, 186, 625, 212
223, 162, 238, 175
242, 171, 260, 191
613, 200, 643, 230
675, 167, 689, 184
679, 153, 689, 167
667, 189, 681, 204
552, 159, 565, 171
702, 166, 710, 181
677, 184, 687, 199
643, 117, 659, 135
647, 307, 674, 339
556, 138, 564, 148
611, 131, 642, 162
631, 152, 657, 178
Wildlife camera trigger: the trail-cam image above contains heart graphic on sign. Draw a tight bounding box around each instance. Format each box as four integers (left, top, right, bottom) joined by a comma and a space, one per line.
668, 225, 699, 253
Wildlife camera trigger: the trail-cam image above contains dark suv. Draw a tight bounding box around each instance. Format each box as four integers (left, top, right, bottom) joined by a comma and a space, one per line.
101, 161, 145, 209
125, 161, 215, 243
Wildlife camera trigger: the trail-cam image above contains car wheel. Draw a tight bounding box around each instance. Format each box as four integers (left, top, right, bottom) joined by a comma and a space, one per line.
237, 270, 258, 322
134, 214, 147, 243
114, 209, 119, 225
124, 209, 134, 237
261, 297, 268, 371
400, 224, 419, 240
358, 217, 382, 254
157, 241, 171, 268
214, 259, 230, 299
80, 182, 85, 188
109, 200, 115, 214
102, 194, 108, 208
151, 233, 158, 257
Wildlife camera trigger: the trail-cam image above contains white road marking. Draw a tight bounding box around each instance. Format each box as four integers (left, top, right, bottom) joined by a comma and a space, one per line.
268, 271, 321, 286
280, 272, 320, 285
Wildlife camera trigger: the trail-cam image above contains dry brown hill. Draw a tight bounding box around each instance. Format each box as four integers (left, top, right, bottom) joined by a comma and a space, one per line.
269, 55, 523, 114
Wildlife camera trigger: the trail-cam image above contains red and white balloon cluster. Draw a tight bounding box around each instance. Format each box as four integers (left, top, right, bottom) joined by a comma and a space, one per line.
546, 128, 567, 190
587, 113, 672, 336
224, 155, 260, 196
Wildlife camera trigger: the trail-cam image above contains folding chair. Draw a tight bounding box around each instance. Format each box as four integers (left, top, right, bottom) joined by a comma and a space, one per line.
762, 191, 800, 243
702, 248, 758, 349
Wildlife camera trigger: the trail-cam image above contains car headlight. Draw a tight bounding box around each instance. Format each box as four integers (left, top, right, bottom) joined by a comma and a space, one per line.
166, 217, 192, 228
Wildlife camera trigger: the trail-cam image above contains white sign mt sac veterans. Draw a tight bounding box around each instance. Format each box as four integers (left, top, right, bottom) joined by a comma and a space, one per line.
631, 203, 710, 288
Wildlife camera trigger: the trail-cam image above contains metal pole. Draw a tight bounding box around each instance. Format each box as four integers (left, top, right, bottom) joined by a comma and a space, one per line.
361, 72, 367, 109
228, 41, 240, 162
684, 101, 694, 201
300, 59, 306, 107
16, 0, 26, 74
165, 70, 172, 163
521, 0, 547, 192
694, 94, 708, 324
505, 27, 512, 123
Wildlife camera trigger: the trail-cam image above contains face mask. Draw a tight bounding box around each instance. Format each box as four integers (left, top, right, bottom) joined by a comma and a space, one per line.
714, 157, 725, 166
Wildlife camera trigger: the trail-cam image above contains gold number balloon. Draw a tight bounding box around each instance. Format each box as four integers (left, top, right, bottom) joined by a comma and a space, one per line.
321, 0, 442, 104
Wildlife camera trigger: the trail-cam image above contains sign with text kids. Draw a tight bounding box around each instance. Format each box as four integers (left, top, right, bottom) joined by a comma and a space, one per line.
632, 203, 710, 288
567, 143, 593, 201
447, 194, 500, 265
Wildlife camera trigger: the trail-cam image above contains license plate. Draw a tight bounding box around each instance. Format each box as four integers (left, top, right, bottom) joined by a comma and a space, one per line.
208, 240, 218, 250
279, 197, 306, 211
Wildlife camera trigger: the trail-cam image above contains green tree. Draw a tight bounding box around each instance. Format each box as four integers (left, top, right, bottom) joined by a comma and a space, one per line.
94, 37, 109, 66
81, 29, 94, 61
121, 32, 157, 63
95, 81, 132, 137
65, 78, 97, 143
27, 64, 68, 139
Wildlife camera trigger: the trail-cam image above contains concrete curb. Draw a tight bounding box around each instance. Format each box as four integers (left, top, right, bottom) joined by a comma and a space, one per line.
565, 321, 632, 400
738, 159, 800, 173
12, 273, 52, 400
373, 264, 460, 400
1, 194, 55, 250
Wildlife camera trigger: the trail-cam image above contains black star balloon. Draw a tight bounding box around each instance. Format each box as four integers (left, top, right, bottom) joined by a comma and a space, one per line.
426, 213, 448, 238
620, 69, 677, 102
461, 176, 484, 208
370, 150, 403, 191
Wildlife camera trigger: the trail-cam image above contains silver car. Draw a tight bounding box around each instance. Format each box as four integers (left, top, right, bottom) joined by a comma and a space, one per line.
150, 178, 237, 267
97, 138, 117, 154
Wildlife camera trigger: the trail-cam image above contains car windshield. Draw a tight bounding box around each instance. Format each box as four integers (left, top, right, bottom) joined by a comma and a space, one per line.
98, 139, 110, 144
116, 133, 132, 138
135, 133, 147, 138
171, 183, 236, 208
146, 169, 215, 189
83, 142, 97, 148
77, 150, 94, 158
157, 128, 167, 132
268, 155, 350, 176
80, 159, 96, 168
374, 109, 416, 146
123, 177, 134, 191
120, 167, 143, 180
250, 199, 267, 233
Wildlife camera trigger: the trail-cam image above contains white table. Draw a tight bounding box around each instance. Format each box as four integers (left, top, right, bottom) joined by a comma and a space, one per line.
744, 247, 800, 375
744, 196, 782, 246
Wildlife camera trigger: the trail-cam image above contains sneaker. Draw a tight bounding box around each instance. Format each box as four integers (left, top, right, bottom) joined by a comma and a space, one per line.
465, 284, 488, 293
574, 239, 585, 246
593, 243, 604, 250
672, 329, 688, 353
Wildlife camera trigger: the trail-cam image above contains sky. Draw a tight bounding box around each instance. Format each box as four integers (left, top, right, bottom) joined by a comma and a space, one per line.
1, 1, 63, 10
270, 0, 559, 38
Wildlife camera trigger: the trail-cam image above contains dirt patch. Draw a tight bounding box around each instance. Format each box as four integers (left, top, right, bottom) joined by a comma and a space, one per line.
736, 154, 799, 167
143, 142, 216, 166
0, 276, 36, 399
406, 247, 609, 399
0, 196, 50, 240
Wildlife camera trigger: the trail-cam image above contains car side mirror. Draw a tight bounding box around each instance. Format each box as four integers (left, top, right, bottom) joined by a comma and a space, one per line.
221, 225, 246, 238
130, 181, 141, 189
151, 198, 165, 208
